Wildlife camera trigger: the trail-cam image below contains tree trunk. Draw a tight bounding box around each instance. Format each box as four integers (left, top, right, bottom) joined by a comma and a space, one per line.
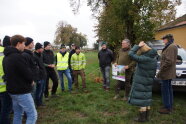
125, 19, 136, 45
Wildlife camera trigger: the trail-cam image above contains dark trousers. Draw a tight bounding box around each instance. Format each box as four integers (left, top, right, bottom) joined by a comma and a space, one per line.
0, 92, 12, 124
70, 68, 74, 84
45, 68, 58, 97
35, 79, 46, 106
73, 70, 86, 89
115, 70, 133, 97
161, 79, 173, 109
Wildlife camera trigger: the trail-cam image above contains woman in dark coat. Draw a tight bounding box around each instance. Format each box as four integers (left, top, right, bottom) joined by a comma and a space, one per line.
128, 41, 157, 122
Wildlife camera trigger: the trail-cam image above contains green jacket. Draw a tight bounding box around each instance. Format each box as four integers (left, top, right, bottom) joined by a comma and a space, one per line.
116, 48, 135, 70
71, 53, 86, 70
128, 45, 157, 107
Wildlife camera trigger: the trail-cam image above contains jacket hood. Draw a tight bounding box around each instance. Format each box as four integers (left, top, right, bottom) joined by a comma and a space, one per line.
3, 46, 21, 56
144, 48, 158, 58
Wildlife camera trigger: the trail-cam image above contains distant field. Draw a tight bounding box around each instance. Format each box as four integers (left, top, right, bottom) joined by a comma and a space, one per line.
37, 51, 186, 124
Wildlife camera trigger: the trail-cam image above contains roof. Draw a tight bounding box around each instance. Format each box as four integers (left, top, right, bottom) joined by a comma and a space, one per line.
158, 14, 186, 32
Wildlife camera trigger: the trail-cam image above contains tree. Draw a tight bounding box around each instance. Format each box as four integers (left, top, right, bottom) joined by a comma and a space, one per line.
93, 42, 99, 50
69, 0, 181, 48
54, 21, 87, 48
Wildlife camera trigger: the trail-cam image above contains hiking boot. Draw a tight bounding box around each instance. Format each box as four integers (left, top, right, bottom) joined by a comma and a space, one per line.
134, 111, 147, 122
37, 104, 47, 109
113, 94, 120, 100
122, 96, 128, 101
82, 89, 89, 93
45, 94, 48, 98
51, 94, 59, 98
69, 90, 72, 93
45, 97, 49, 101
158, 108, 171, 114
72, 89, 79, 94
103, 86, 106, 90
105, 87, 110, 91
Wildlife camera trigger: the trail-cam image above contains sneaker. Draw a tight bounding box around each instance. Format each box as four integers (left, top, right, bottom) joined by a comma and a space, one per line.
158, 108, 171, 114
113, 94, 120, 100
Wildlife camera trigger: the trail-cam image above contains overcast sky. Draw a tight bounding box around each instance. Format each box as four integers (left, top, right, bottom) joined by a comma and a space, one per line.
0, 0, 185, 48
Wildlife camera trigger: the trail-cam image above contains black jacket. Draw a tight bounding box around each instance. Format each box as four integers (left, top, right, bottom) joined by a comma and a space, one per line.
22, 49, 38, 81
34, 52, 47, 81
3, 47, 33, 94
98, 48, 114, 67
68, 49, 75, 69
43, 49, 55, 68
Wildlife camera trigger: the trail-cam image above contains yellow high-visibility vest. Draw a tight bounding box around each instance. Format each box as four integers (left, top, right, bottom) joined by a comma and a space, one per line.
71, 53, 86, 70
56, 52, 69, 70
0, 46, 6, 93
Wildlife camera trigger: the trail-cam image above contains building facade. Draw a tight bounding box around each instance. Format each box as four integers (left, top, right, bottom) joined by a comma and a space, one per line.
155, 14, 186, 49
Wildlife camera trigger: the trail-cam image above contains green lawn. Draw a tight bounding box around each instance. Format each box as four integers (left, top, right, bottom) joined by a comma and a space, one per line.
37, 51, 186, 124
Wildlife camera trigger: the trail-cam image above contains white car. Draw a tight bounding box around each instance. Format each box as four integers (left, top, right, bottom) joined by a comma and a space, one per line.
147, 41, 186, 92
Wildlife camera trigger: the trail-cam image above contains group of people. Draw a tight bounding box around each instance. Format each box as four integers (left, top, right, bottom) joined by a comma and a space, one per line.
0, 35, 87, 124
0, 33, 177, 123
98, 34, 177, 122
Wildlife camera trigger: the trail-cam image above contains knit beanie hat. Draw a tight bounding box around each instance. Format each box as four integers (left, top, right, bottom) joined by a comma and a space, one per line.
3, 35, 11, 47
44, 41, 50, 48
25, 37, 33, 46
60, 44, 66, 49
101, 41, 107, 46
75, 46, 80, 50
35, 43, 43, 50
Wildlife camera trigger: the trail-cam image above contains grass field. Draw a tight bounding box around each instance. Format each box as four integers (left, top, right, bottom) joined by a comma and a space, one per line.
37, 51, 186, 124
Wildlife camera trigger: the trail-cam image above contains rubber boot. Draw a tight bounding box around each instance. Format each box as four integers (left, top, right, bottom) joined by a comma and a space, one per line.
146, 109, 150, 121
134, 111, 147, 122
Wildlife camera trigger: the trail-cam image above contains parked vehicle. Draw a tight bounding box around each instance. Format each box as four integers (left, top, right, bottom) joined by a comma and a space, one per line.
147, 40, 186, 92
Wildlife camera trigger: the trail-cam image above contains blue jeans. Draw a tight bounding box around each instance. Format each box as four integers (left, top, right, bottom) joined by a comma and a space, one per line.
10, 93, 37, 124
0, 92, 12, 124
161, 79, 173, 110
58, 69, 72, 91
35, 80, 45, 106
100, 66, 111, 88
